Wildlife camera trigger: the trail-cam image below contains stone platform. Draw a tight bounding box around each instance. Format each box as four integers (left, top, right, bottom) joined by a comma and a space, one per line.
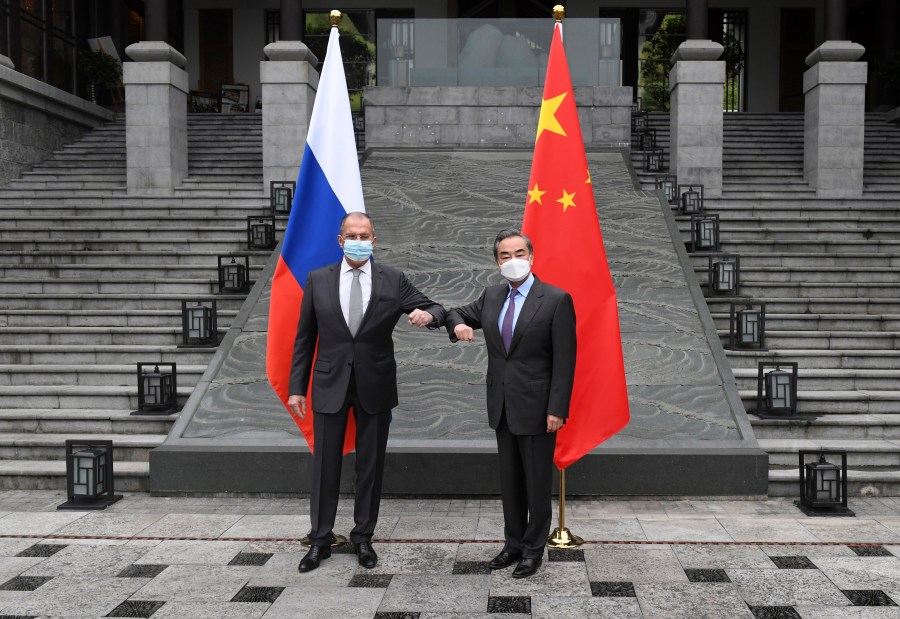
150, 150, 767, 496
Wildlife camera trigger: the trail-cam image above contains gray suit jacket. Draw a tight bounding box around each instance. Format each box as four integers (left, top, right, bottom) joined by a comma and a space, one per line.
289, 260, 446, 414
445, 276, 577, 435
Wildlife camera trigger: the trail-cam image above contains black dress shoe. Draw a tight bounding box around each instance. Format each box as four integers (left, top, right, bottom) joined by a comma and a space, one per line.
512, 556, 542, 578
298, 544, 331, 573
488, 548, 522, 570
355, 542, 378, 569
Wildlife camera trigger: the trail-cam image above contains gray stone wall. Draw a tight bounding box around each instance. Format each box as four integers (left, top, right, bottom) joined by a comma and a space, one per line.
0, 65, 114, 185
364, 86, 631, 148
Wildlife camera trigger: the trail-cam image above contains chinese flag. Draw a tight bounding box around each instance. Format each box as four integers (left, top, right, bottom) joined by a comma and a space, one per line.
522, 21, 630, 470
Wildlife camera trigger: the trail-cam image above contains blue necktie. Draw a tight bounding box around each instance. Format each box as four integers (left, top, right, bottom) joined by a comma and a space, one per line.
501, 289, 518, 352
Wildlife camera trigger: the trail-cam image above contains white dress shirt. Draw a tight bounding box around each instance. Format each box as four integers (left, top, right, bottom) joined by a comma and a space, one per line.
339, 258, 372, 327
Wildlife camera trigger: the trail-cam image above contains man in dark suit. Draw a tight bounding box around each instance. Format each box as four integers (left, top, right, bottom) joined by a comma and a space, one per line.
288, 212, 445, 573
446, 229, 576, 578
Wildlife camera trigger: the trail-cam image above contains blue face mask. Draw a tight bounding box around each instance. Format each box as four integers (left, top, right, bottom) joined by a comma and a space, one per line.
343, 239, 373, 262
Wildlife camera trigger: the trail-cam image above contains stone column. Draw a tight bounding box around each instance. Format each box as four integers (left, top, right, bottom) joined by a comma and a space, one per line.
824, 0, 847, 42
123, 42, 189, 193
803, 41, 866, 198
260, 41, 319, 190
145, 0, 169, 43
668, 40, 725, 198
280, 0, 304, 41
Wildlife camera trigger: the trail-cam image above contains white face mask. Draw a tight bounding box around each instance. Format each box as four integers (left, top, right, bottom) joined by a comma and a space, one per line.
499, 258, 532, 282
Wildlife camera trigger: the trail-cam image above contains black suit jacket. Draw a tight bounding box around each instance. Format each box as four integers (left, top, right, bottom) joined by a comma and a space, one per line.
445, 276, 577, 435
289, 260, 446, 414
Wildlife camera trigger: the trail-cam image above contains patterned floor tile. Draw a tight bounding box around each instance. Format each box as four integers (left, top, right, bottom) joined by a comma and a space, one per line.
590, 581, 636, 597
116, 564, 168, 578
105, 600, 165, 618
487, 595, 531, 613
749, 606, 802, 619
770, 556, 818, 569
685, 568, 731, 583
349, 573, 394, 587
849, 546, 895, 557
842, 590, 898, 606
547, 548, 584, 562
14, 544, 65, 558
632, 582, 754, 618
0, 576, 51, 591
230, 585, 284, 603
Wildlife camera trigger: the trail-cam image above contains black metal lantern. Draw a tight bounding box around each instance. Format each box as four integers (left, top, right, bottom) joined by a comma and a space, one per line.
270, 181, 295, 215
58, 440, 122, 510
181, 300, 218, 347
757, 361, 798, 417
706, 253, 740, 296
798, 450, 854, 516
655, 175, 678, 207
690, 214, 719, 252
631, 110, 648, 132
136, 362, 178, 414
247, 215, 276, 250
644, 148, 664, 172
218, 255, 250, 293
728, 302, 766, 349
678, 184, 704, 214
631, 97, 642, 114
637, 128, 656, 150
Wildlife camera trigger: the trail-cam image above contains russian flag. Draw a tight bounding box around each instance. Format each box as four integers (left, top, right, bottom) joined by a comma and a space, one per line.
266, 24, 363, 455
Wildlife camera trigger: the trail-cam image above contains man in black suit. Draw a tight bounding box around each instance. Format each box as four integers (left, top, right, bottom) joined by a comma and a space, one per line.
446, 229, 576, 578
288, 212, 445, 573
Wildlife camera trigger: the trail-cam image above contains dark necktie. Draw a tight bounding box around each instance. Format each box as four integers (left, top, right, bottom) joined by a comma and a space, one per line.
501, 289, 518, 352
348, 269, 363, 336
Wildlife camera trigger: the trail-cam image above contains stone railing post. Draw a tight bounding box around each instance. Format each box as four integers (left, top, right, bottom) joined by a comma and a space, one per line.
803, 41, 867, 198
261, 41, 319, 191
668, 40, 725, 198
123, 42, 188, 193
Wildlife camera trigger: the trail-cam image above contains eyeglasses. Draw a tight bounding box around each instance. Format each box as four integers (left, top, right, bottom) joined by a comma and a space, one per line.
342, 234, 372, 241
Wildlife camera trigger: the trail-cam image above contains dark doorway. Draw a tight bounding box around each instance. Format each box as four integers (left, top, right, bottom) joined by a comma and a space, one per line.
779, 8, 815, 112
198, 9, 233, 95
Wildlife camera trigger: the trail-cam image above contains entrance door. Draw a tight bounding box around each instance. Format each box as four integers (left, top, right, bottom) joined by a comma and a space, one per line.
198, 9, 233, 97
779, 8, 815, 112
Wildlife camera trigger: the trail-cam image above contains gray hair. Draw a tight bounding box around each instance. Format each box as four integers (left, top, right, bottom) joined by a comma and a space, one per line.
339, 211, 374, 235
492, 228, 533, 260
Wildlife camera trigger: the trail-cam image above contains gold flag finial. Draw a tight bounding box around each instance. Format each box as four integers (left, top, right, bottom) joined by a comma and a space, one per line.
330, 10, 342, 27
553, 5, 565, 21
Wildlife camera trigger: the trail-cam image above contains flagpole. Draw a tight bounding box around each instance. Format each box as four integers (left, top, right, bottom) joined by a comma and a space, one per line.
547, 468, 584, 548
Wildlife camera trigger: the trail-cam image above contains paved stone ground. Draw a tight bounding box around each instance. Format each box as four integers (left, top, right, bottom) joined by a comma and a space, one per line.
0, 492, 898, 617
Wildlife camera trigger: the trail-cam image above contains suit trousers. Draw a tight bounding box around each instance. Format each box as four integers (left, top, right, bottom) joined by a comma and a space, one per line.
495, 411, 557, 559
308, 372, 390, 546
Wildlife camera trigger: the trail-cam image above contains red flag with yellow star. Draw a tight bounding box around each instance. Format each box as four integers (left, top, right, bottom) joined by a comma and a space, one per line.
523, 21, 630, 470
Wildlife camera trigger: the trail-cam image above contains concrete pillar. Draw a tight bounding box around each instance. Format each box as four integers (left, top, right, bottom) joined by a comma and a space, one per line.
280, 0, 303, 41
824, 0, 847, 42
145, 0, 169, 44
803, 41, 866, 198
668, 40, 725, 198
686, 0, 709, 40
123, 42, 188, 194
261, 41, 319, 190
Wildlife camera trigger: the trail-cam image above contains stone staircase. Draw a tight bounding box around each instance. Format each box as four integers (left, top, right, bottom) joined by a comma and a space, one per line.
633, 111, 900, 496
0, 113, 274, 490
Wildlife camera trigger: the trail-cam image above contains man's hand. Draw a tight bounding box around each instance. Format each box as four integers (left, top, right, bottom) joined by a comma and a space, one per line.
408, 309, 434, 328
288, 395, 306, 420
547, 414, 564, 433
454, 324, 475, 342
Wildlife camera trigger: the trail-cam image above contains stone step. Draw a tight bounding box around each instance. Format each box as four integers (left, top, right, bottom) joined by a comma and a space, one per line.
704, 279, 900, 299
752, 414, 900, 440
0, 278, 227, 295
0, 385, 193, 409
739, 389, 900, 414
6, 181, 125, 190
0, 226, 269, 241
0, 433, 164, 462
0, 364, 207, 387
732, 367, 900, 391
18, 173, 125, 183
1, 308, 239, 327
1, 293, 249, 311
759, 439, 900, 467
0, 238, 272, 252
0, 408, 173, 434
0, 326, 227, 346
0, 263, 265, 280
0, 198, 270, 210
0, 344, 217, 364
706, 297, 900, 315
768, 468, 900, 498
2, 250, 270, 266
697, 265, 900, 284
0, 459, 149, 491
710, 313, 900, 331
720, 329, 900, 350
725, 348, 900, 370
710, 239, 900, 253
700, 253, 900, 268
704, 214, 900, 227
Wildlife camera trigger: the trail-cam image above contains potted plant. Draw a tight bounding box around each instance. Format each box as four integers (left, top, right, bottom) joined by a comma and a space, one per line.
78, 48, 121, 104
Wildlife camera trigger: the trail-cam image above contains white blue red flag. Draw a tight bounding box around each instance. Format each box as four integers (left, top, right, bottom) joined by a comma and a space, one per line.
266, 25, 363, 454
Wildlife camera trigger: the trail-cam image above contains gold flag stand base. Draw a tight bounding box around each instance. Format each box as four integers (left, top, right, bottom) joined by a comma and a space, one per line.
546, 468, 584, 548
301, 534, 348, 548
